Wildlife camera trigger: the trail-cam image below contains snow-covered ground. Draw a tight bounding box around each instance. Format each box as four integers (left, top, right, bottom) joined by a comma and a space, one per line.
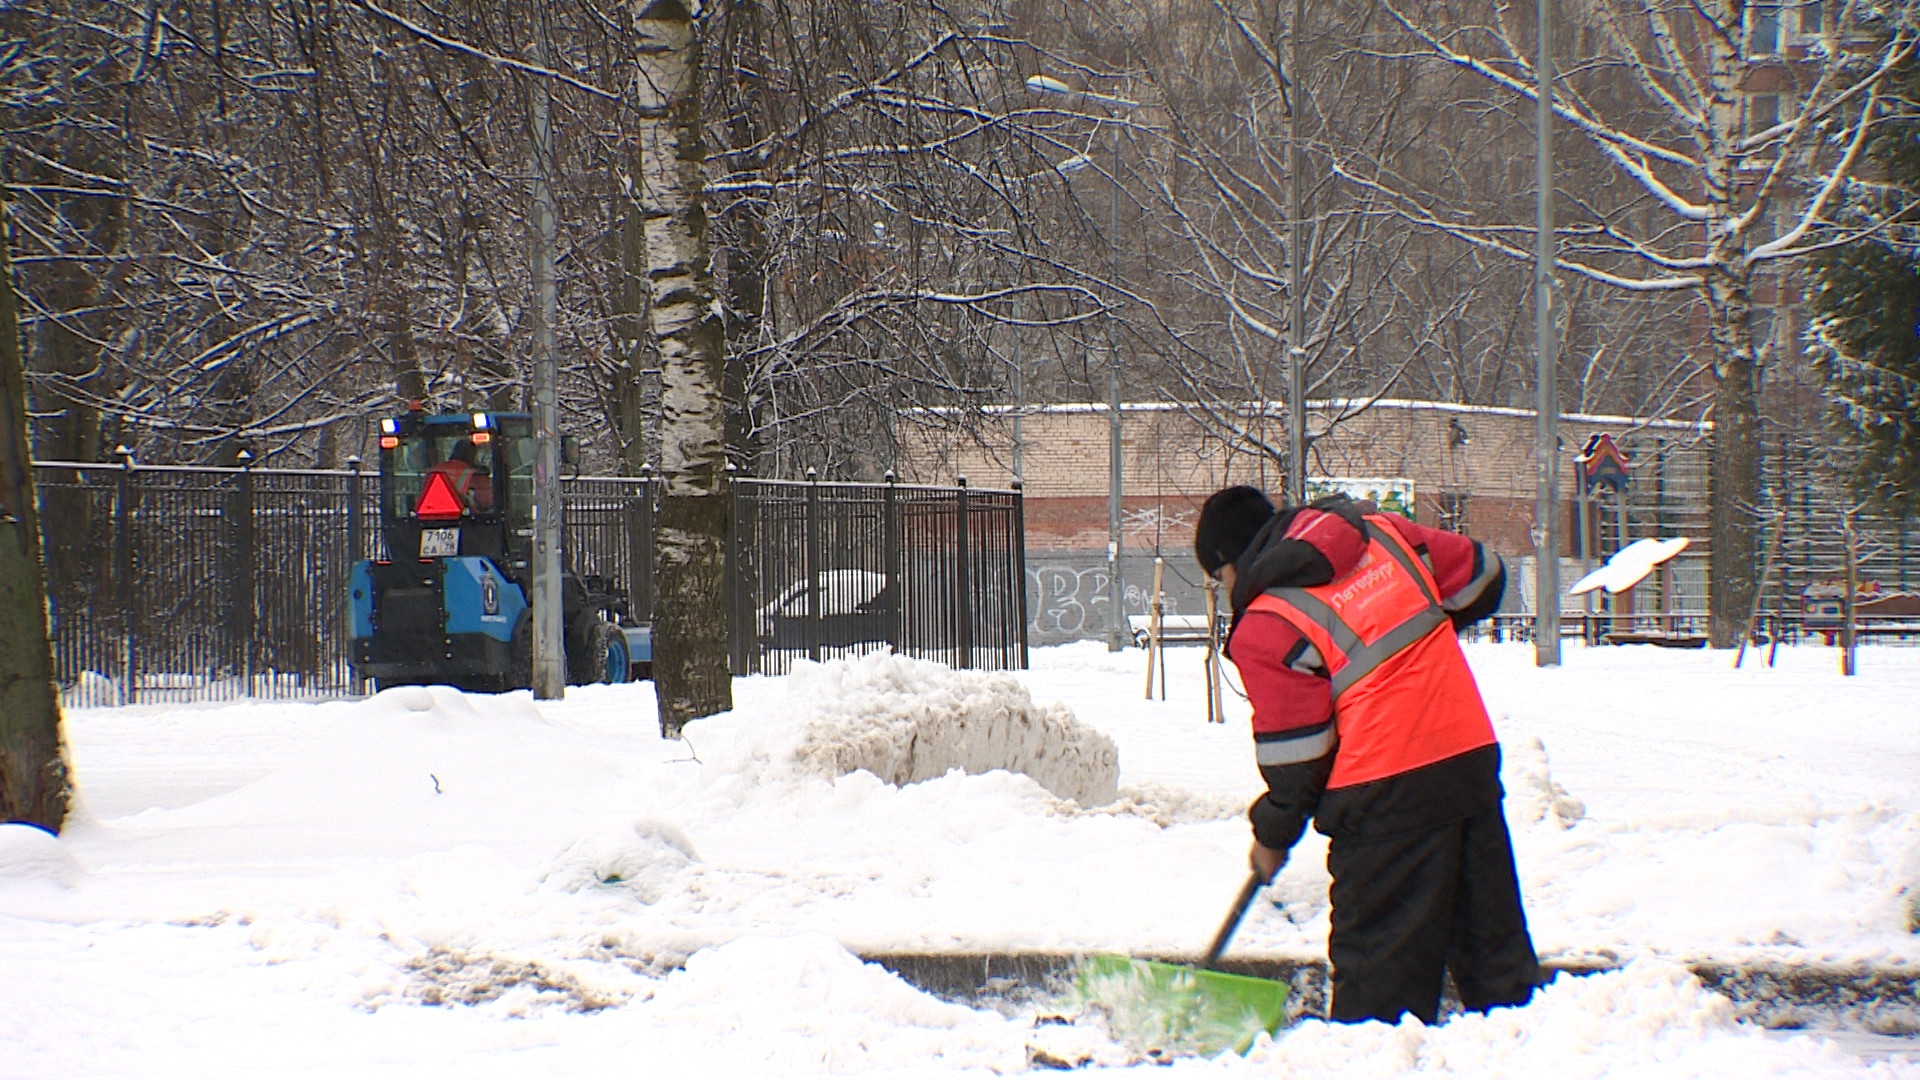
4, 641, 1920, 1077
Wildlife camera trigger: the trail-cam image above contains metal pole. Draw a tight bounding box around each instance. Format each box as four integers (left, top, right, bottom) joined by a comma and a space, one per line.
1287, 0, 1307, 505
347, 455, 366, 695
956, 475, 973, 669
1533, 0, 1561, 665
1011, 478, 1029, 670
529, 13, 565, 699
1011, 295, 1024, 480
1023, 74, 1135, 651
1106, 120, 1125, 653
884, 470, 901, 655
805, 467, 821, 664
235, 449, 257, 695
115, 447, 135, 705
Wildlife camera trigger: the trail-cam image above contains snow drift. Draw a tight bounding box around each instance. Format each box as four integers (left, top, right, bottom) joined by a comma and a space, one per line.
0, 824, 83, 888
690, 651, 1121, 806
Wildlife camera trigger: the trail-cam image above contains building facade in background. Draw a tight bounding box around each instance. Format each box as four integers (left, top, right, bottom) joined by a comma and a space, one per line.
898, 400, 1712, 644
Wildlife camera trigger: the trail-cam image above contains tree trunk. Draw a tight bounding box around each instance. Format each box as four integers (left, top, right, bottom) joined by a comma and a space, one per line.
1701, 27, 1760, 650
1706, 368, 1761, 645
1705, 287, 1762, 647
0, 204, 72, 832
637, 0, 732, 737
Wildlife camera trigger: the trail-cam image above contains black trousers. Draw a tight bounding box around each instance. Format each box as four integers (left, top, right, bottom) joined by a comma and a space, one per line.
1324, 801, 1538, 1025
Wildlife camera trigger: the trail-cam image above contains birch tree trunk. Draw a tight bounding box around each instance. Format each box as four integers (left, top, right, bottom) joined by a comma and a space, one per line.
636, 0, 732, 736
0, 200, 71, 832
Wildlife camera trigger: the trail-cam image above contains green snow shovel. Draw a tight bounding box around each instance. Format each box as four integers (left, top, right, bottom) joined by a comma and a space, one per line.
1075, 871, 1290, 1057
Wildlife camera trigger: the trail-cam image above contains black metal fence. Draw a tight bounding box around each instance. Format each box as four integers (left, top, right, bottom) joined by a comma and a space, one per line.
33, 461, 1026, 707
728, 476, 1028, 676
36, 461, 374, 708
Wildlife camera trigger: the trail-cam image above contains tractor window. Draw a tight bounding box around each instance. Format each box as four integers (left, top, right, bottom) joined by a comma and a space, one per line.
387, 428, 496, 517
505, 427, 537, 533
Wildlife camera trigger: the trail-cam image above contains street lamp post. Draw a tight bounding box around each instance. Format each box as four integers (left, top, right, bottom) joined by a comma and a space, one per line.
529, 8, 565, 698
1026, 74, 1136, 652
1533, 0, 1561, 666
1285, 0, 1307, 506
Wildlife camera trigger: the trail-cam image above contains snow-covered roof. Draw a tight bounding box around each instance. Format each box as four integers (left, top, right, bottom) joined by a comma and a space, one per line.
914, 398, 1712, 432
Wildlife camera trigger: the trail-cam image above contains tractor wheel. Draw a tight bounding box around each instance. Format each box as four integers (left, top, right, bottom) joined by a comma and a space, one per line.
577, 620, 630, 685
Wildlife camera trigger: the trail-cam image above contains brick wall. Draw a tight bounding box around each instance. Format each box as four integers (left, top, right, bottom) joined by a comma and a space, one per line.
898, 400, 1711, 562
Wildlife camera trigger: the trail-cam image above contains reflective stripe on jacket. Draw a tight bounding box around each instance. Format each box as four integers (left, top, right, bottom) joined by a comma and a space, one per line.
1245, 514, 1495, 789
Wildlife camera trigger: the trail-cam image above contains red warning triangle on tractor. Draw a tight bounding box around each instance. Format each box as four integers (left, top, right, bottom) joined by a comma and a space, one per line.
414, 470, 466, 520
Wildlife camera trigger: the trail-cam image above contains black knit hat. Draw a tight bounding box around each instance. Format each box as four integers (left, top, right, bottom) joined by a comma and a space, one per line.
1194, 485, 1276, 576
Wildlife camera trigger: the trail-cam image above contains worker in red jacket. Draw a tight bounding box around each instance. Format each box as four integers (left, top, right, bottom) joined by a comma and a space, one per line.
427, 439, 494, 511
1194, 486, 1537, 1025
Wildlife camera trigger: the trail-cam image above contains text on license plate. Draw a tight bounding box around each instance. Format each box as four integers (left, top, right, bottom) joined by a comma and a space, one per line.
420, 528, 459, 558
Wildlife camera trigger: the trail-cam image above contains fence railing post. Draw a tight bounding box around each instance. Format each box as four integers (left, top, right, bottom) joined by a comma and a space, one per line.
236, 450, 257, 694
723, 463, 747, 677
346, 455, 364, 564
347, 455, 365, 696
955, 475, 972, 670
1012, 479, 1029, 670
883, 471, 900, 656
636, 464, 655, 626
115, 446, 136, 705
805, 467, 821, 664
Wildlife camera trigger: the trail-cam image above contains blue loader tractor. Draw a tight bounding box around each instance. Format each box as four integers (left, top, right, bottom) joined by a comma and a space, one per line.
348, 407, 651, 692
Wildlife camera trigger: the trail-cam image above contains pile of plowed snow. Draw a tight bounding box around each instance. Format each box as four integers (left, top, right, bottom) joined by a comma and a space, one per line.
690, 651, 1120, 806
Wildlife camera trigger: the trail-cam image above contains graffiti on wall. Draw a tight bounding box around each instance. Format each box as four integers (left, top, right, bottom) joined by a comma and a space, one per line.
1025, 556, 1197, 644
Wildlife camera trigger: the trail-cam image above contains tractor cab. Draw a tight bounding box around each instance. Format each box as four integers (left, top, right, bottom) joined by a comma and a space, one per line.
347, 407, 648, 693
377, 410, 535, 589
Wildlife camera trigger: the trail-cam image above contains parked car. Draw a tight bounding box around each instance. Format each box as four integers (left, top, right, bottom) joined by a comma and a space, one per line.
758, 569, 894, 649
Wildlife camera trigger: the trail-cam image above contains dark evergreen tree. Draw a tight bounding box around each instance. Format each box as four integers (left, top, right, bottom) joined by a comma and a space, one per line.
1808, 59, 1920, 515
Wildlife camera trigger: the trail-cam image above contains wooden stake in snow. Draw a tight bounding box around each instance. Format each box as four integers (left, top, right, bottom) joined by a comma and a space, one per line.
1204, 577, 1224, 724
1144, 558, 1165, 701
1842, 508, 1860, 678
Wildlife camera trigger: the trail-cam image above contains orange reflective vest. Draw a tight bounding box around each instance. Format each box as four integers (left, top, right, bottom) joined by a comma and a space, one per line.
428, 458, 492, 510
1246, 515, 1495, 789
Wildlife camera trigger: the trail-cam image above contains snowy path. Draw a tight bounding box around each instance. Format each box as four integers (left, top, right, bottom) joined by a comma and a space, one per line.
2, 642, 1918, 1076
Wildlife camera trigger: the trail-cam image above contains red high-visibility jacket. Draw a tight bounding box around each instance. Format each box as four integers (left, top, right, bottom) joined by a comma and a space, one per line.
1245, 514, 1495, 789
1225, 503, 1507, 848
428, 457, 494, 510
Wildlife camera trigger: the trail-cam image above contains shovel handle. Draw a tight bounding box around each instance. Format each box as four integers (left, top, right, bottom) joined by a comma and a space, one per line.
1202, 871, 1267, 970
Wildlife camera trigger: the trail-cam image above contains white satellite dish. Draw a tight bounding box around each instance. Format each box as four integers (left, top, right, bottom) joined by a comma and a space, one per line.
1568, 537, 1691, 596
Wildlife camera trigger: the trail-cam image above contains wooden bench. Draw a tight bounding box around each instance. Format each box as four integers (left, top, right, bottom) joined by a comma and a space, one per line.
1601, 631, 1708, 649
1128, 614, 1221, 648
